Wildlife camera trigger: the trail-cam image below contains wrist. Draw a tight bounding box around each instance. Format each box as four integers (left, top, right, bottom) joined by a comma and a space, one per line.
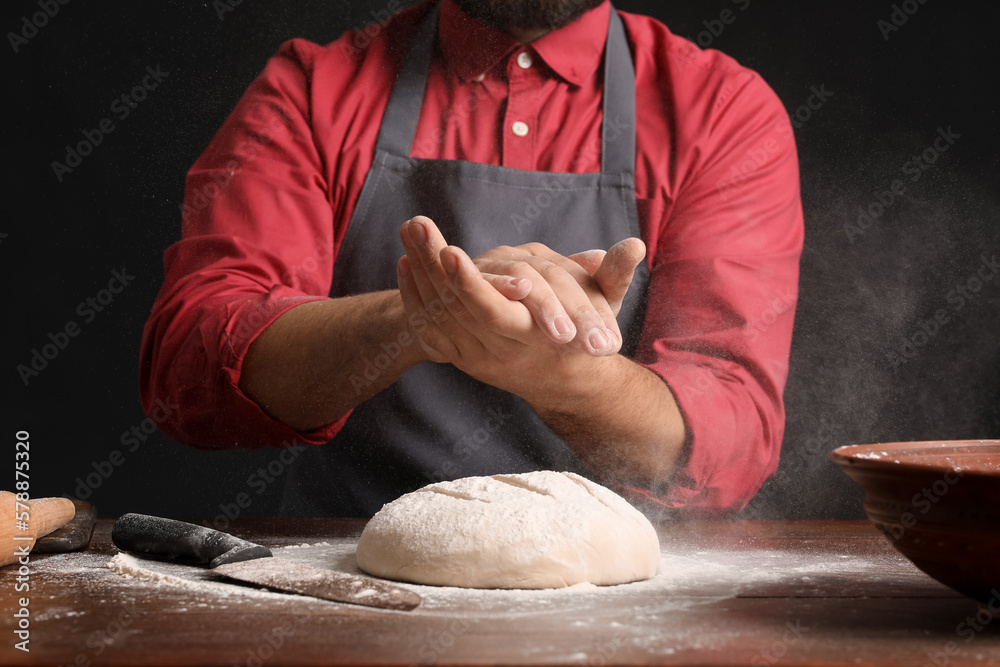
377, 290, 429, 368
526, 352, 622, 417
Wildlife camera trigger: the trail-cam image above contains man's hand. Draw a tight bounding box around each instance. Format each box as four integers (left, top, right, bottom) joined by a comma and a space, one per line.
399, 216, 645, 357
397, 217, 591, 399
567, 238, 648, 316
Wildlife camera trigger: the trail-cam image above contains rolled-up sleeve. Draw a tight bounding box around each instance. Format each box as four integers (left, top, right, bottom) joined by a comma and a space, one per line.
629, 68, 804, 512
139, 39, 348, 450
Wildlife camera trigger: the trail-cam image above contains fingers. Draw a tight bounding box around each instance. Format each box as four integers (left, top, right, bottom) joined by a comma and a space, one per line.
521, 244, 622, 355
396, 255, 451, 363
400, 216, 449, 294
399, 216, 534, 352
568, 249, 607, 275
440, 246, 536, 339
593, 237, 646, 315
400, 218, 453, 326
483, 273, 532, 301
477, 251, 619, 355
399, 217, 488, 359
481, 257, 579, 344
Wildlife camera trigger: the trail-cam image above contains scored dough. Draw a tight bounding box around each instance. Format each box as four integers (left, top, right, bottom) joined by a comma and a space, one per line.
356, 470, 660, 589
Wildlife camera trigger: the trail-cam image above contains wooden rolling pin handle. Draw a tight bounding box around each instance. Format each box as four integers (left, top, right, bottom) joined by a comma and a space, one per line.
27, 497, 77, 538
2, 492, 77, 567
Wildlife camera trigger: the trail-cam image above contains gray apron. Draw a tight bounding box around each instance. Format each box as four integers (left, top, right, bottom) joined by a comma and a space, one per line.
281, 2, 650, 516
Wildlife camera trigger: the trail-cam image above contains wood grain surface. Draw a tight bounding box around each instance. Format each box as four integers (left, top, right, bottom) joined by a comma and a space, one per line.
1, 519, 997, 666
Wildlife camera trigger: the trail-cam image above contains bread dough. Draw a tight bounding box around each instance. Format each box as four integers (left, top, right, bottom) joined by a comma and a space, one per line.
356, 470, 660, 589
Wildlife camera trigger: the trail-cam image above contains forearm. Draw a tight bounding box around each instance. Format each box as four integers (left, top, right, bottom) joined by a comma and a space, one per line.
239, 290, 425, 432
526, 355, 688, 487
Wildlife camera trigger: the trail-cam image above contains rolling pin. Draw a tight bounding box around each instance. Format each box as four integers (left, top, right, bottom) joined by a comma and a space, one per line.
1, 491, 76, 567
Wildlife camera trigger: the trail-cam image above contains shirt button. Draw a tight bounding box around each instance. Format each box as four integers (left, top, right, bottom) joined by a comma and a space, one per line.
516, 51, 533, 69
511, 121, 529, 137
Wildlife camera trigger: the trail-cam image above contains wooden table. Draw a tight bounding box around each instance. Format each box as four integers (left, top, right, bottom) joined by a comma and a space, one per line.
2, 519, 998, 666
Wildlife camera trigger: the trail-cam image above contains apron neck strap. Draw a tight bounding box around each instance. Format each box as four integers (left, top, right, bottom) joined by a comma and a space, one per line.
374, 2, 636, 176
600, 7, 636, 176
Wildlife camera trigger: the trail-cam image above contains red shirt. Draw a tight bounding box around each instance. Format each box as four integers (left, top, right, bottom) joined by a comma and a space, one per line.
140, 0, 803, 513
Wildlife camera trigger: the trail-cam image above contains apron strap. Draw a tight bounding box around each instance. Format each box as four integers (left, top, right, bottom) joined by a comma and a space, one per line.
373, 1, 636, 177
601, 8, 636, 176
372, 2, 441, 158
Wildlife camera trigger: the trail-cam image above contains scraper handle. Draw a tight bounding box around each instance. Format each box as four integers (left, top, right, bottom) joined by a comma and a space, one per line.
112, 513, 272, 568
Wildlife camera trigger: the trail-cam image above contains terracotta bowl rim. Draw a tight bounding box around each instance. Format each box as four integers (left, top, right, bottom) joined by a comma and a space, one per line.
830, 439, 1000, 477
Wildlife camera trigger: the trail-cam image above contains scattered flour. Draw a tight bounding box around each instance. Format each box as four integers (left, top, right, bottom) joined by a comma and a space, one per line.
91, 531, 918, 622
104, 552, 321, 604
279, 541, 334, 549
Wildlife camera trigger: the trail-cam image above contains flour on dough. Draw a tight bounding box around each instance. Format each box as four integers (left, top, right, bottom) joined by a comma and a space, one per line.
356, 470, 660, 589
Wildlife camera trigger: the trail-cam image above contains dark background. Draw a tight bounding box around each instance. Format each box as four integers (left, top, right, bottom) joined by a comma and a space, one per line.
6, 0, 998, 521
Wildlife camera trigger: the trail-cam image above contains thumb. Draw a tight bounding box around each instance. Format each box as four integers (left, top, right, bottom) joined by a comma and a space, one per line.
593, 238, 646, 314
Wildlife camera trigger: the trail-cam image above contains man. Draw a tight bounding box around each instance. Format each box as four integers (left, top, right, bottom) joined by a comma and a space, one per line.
140, 0, 803, 516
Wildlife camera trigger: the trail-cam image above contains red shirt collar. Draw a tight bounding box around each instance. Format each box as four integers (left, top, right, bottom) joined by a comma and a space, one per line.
438, 0, 611, 86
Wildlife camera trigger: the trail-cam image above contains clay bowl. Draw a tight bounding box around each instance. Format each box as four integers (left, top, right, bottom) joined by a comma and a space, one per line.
830, 440, 1000, 604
